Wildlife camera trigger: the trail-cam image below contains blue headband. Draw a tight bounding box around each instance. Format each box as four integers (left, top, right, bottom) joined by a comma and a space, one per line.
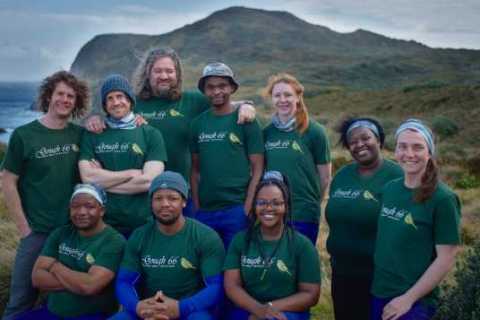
395, 119, 435, 155
346, 120, 379, 138
262, 170, 284, 182
71, 183, 107, 207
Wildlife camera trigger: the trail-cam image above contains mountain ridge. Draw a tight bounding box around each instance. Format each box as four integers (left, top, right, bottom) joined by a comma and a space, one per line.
70, 6, 480, 91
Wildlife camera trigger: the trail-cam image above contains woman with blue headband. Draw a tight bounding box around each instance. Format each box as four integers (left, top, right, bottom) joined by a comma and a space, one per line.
371, 119, 461, 320
325, 117, 403, 320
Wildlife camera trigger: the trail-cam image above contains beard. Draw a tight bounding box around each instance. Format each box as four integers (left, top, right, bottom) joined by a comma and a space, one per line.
151, 81, 180, 100
154, 213, 180, 226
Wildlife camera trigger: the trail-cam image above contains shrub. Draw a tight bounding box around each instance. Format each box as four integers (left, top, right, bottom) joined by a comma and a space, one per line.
331, 155, 350, 174
434, 240, 480, 319
431, 116, 459, 139
455, 172, 480, 189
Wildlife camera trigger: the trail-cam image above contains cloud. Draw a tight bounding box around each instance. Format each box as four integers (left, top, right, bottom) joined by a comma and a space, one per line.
0, 1, 479, 80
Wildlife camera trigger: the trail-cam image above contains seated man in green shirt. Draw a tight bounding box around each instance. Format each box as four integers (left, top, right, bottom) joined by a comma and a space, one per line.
190, 63, 264, 248
79, 74, 167, 237
16, 183, 126, 320
112, 171, 225, 320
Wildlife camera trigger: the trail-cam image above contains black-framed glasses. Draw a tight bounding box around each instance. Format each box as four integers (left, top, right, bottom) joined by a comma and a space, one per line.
255, 199, 285, 208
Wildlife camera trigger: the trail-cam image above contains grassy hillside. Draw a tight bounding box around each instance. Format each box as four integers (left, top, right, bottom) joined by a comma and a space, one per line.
1, 85, 479, 317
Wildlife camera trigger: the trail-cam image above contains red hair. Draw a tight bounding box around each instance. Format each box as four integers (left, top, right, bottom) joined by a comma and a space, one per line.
263, 73, 309, 134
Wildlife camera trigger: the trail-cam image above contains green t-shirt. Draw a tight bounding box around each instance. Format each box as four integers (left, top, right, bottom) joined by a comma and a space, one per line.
135, 91, 209, 181
224, 228, 321, 303
325, 159, 403, 276
41, 225, 126, 317
372, 179, 461, 305
190, 109, 264, 211
264, 120, 330, 223
79, 125, 167, 234
121, 218, 225, 300
2, 120, 83, 233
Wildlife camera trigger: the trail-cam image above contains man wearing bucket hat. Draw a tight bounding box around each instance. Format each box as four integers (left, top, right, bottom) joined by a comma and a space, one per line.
79, 74, 167, 237
112, 171, 225, 320
190, 62, 264, 248
16, 184, 126, 319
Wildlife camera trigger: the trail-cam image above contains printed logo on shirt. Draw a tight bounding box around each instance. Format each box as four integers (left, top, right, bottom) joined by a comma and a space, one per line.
95, 142, 130, 154
363, 190, 378, 202
276, 259, 292, 276
198, 131, 228, 143
35, 144, 80, 159
404, 213, 418, 230
229, 132, 242, 145
169, 109, 184, 117
86, 253, 95, 265
331, 188, 362, 199
139, 110, 168, 121
381, 206, 411, 221
241, 255, 273, 268
141, 255, 180, 268
59, 243, 85, 260
180, 257, 196, 269
131, 143, 144, 156
291, 141, 303, 153
265, 139, 291, 150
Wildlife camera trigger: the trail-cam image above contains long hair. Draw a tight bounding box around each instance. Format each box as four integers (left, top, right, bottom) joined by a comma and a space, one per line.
263, 73, 309, 134
132, 47, 183, 101
415, 158, 439, 202
244, 175, 295, 252
37, 70, 89, 119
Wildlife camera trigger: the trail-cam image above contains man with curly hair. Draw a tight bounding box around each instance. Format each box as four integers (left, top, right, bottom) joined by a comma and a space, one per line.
1, 70, 89, 320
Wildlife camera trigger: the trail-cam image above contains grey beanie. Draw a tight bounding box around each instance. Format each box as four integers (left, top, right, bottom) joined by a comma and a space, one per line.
198, 62, 239, 93
100, 74, 136, 110
149, 171, 188, 199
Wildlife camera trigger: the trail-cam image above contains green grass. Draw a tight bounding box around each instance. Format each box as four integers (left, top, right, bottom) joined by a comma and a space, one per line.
1, 84, 480, 317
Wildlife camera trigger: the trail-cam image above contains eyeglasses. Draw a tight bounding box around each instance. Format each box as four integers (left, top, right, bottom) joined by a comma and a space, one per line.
255, 199, 285, 208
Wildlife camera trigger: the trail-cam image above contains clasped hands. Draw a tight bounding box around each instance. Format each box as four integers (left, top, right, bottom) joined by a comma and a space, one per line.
136, 291, 179, 320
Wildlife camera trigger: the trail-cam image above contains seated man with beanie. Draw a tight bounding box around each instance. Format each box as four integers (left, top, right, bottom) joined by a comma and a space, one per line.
112, 171, 225, 320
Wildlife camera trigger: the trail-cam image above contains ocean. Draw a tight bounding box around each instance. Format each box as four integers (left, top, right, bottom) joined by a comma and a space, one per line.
0, 82, 41, 145
0, 101, 41, 145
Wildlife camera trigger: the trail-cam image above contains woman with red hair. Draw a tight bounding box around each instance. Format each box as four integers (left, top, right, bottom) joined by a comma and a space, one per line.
262, 73, 331, 244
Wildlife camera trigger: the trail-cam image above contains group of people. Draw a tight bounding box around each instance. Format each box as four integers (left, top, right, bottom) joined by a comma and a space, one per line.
0, 46, 460, 320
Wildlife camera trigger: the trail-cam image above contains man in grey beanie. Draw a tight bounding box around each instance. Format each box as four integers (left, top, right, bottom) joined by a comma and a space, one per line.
78, 74, 167, 237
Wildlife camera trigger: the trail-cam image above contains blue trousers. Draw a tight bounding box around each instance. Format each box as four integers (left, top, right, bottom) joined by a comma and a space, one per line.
195, 205, 248, 249
371, 296, 436, 320
227, 306, 310, 320
3, 232, 48, 320
183, 197, 196, 218
13, 305, 106, 320
290, 221, 319, 245
108, 310, 214, 320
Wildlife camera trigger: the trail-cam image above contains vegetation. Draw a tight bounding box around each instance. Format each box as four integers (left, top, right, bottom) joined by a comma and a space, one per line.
1, 83, 480, 317
434, 240, 480, 320
2, 7, 480, 317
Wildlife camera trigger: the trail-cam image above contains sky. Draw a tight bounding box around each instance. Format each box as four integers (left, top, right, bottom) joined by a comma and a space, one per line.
0, 0, 479, 81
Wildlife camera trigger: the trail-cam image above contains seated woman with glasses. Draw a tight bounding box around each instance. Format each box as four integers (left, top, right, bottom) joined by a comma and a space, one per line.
224, 171, 321, 320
